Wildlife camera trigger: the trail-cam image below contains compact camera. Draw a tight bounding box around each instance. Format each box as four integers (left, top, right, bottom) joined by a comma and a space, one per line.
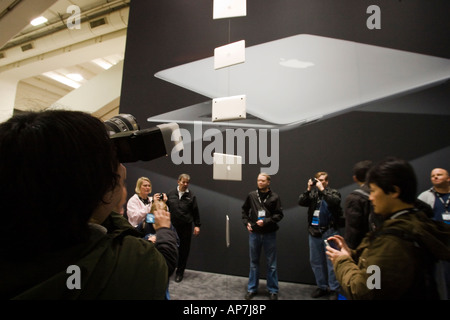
104, 114, 183, 163
324, 239, 340, 250
310, 177, 317, 186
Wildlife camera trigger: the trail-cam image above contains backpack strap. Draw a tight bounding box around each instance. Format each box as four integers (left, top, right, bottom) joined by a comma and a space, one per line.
352, 188, 369, 198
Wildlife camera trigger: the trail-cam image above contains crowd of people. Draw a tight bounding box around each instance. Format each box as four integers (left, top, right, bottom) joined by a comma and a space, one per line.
326, 159, 450, 300
241, 159, 450, 300
0, 109, 449, 300
115, 155, 450, 301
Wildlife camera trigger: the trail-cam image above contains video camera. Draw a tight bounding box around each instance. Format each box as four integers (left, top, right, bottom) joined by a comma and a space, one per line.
105, 114, 183, 163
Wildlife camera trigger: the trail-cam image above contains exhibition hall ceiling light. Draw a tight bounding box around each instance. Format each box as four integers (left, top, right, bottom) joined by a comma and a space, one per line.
92, 54, 124, 69
30, 16, 48, 26
41, 54, 124, 89
92, 58, 114, 70
66, 73, 84, 82
42, 71, 82, 89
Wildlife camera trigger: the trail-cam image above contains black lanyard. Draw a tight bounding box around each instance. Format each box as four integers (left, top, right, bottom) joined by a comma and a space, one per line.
256, 190, 269, 210
431, 188, 450, 211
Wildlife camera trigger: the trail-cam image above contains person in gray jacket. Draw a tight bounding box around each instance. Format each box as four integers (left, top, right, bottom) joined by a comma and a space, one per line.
418, 167, 450, 298
418, 168, 450, 224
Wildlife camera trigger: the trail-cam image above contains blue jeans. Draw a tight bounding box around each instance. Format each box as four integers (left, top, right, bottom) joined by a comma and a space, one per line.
248, 231, 278, 294
309, 228, 340, 291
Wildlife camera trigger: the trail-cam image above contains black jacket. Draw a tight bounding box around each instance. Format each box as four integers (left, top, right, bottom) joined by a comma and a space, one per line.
242, 189, 284, 234
343, 185, 374, 249
166, 188, 201, 226
298, 187, 342, 228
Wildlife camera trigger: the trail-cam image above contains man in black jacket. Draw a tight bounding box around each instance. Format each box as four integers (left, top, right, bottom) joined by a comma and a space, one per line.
166, 173, 201, 282
343, 160, 376, 249
298, 171, 342, 300
242, 173, 284, 300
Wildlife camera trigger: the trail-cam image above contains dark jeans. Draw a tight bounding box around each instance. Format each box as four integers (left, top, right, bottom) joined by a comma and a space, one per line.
248, 231, 278, 294
172, 221, 192, 275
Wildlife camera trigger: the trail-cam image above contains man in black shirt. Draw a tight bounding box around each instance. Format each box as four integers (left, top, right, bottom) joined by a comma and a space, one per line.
242, 173, 284, 300
166, 173, 201, 282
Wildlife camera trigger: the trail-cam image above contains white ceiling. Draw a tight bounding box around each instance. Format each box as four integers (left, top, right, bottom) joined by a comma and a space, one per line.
0, 0, 130, 120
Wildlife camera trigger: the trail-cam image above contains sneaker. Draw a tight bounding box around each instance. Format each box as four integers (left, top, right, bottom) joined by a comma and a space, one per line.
311, 287, 329, 298
269, 293, 278, 300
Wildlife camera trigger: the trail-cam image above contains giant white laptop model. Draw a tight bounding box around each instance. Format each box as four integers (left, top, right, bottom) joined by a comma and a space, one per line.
148, 34, 450, 130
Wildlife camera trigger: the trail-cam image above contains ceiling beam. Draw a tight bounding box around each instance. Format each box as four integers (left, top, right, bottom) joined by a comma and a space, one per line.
0, 0, 58, 48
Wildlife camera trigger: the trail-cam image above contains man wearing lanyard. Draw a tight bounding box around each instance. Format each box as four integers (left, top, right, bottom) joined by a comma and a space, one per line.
418, 167, 450, 298
298, 171, 342, 299
418, 168, 450, 224
242, 173, 284, 300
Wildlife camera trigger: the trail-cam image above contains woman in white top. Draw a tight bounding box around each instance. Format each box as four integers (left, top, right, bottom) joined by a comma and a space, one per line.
127, 177, 153, 227
127, 177, 167, 228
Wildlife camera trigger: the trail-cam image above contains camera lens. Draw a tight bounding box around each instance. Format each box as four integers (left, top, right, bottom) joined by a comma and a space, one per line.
104, 114, 139, 137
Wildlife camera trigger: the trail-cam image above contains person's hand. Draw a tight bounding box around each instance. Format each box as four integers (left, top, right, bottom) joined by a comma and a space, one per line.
256, 219, 264, 227
153, 209, 171, 230
193, 226, 200, 236
147, 234, 156, 243
155, 193, 167, 202
315, 179, 325, 192
247, 223, 253, 233
307, 178, 314, 191
325, 235, 351, 263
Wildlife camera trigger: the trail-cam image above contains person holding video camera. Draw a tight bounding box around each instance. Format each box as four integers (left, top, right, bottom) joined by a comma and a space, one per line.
298, 172, 342, 300
0, 110, 178, 299
326, 157, 450, 299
